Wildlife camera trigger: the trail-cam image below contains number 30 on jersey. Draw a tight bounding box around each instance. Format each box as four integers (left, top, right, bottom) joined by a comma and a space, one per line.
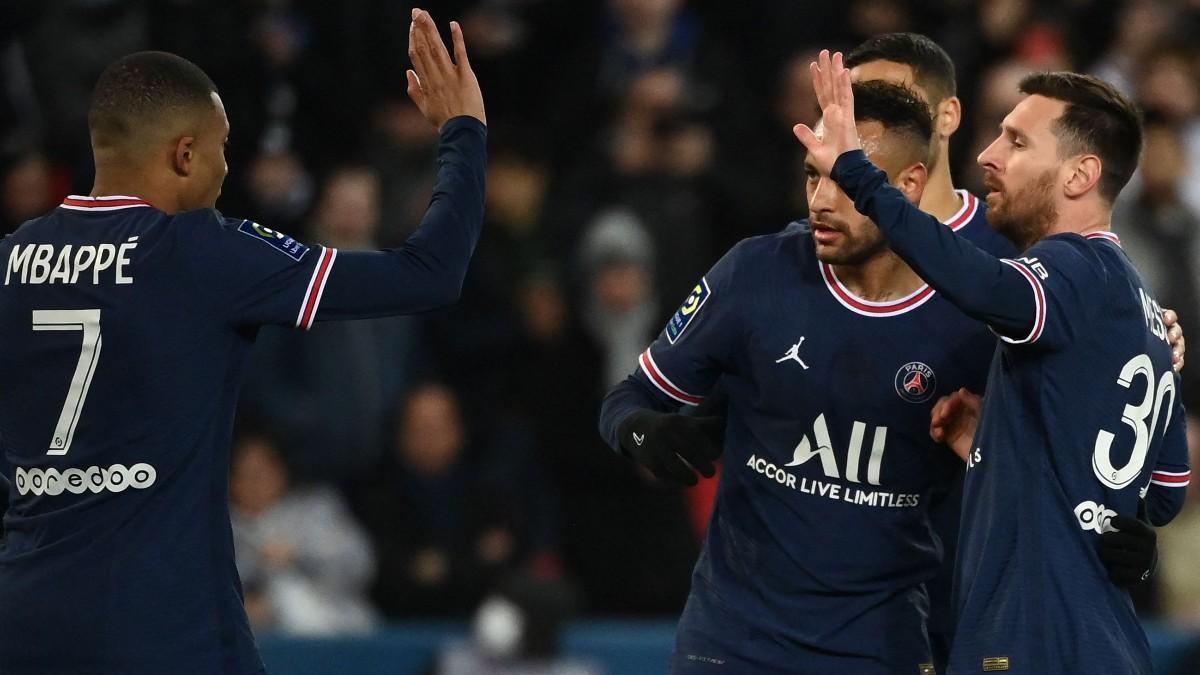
1093, 353, 1175, 490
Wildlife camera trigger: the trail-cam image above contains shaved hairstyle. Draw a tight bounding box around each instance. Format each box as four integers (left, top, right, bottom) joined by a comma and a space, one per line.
88, 51, 218, 151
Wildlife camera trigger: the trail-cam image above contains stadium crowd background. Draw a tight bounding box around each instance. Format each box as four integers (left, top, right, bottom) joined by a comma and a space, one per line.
3, 0, 1200, 669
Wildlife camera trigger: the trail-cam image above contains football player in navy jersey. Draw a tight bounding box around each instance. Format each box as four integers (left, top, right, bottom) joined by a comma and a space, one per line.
0, 9, 484, 674
800, 51, 1190, 674
600, 80, 1016, 673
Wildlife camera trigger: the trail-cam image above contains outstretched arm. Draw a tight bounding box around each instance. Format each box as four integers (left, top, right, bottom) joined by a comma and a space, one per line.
794, 51, 1040, 341
314, 9, 488, 321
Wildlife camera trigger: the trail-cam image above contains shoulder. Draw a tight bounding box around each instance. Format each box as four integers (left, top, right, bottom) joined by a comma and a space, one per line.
1022, 233, 1119, 289
704, 223, 811, 289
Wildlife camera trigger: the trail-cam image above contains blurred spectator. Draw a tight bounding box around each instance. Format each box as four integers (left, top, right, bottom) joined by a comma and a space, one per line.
579, 208, 658, 389
366, 99, 439, 247
1114, 112, 1200, 407
422, 141, 553, 417
349, 384, 552, 619
1, 151, 57, 234
244, 150, 314, 238
230, 434, 378, 636
1135, 45, 1200, 218
242, 167, 423, 483
1156, 415, 1200, 627
16, 0, 148, 187
435, 573, 600, 675
1089, 0, 1171, 97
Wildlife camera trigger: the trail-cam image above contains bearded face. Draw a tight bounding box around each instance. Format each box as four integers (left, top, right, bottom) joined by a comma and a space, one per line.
984, 167, 1059, 250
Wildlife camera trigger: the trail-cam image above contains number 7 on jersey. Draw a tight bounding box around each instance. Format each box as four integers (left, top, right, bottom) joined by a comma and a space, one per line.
32, 309, 102, 455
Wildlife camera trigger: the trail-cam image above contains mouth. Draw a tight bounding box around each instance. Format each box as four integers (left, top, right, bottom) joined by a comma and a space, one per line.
811, 222, 843, 244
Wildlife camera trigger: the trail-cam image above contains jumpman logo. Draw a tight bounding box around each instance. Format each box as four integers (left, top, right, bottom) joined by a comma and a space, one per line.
775, 337, 810, 370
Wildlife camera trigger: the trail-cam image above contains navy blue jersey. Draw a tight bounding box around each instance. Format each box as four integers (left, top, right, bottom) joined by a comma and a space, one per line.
600, 201, 1010, 672
0, 117, 486, 674
832, 150, 1190, 675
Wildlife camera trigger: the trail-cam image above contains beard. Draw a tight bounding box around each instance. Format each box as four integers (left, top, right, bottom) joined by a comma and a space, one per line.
812, 220, 890, 266
984, 168, 1059, 250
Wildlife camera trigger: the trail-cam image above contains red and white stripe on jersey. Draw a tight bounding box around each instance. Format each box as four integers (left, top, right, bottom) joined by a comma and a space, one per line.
821, 262, 937, 317
946, 190, 980, 232
997, 259, 1046, 344
295, 246, 337, 331
638, 348, 703, 406
60, 195, 151, 211
1085, 231, 1122, 247
1150, 469, 1190, 488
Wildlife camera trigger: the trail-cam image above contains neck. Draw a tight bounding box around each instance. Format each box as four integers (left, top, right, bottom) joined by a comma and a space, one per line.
831, 249, 925, 302
91, 163, 184, 214
917, 148, 962, 222
1046, 199, 1112, 239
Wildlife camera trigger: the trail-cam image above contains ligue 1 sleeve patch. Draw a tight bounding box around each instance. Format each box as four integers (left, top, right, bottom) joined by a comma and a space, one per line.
237, 220, 310, 261
666, 278, 711, 344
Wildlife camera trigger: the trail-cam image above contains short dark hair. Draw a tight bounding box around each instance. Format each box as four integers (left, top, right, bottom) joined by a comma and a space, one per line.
88, 51, 218, 145
845, 33, 957, 102
1018, 71, 1142, 203
850, 80, 934, 162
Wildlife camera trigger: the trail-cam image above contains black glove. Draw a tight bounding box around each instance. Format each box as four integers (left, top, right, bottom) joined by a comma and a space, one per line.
617, 410, 725, 486
1099, 515, 1158, 587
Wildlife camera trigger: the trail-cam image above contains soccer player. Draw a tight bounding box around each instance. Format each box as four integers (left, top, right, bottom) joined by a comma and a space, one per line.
798, 50, 1190, 673
0, 9, 484, 674
600, 80, 1014, 673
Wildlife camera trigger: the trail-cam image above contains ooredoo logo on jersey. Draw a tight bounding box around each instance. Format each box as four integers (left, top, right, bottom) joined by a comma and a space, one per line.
14, 463, 157, 496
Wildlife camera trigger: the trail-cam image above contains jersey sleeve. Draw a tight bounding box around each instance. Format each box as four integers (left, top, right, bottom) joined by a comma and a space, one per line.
180, 211, 336, 328
180, 116, 486, 329
597, 245, 745, 450
990, 237, 1102, 350
829, 150, 1044, 342
1144, 403, 1191, 526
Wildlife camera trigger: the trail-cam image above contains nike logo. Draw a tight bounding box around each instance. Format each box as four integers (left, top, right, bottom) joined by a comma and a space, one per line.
633, 432, 645, 446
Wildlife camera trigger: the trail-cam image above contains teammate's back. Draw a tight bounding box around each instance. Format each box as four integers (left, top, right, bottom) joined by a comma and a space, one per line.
950, 234, 1189, 673
0, 15, 487, 673
0, 203, 325, 672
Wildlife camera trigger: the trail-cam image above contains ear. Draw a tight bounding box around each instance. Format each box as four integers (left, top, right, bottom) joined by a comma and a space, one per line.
935, 96, 961, 138
172, 136, 196, 177
897, 161, 929, 205
1064, 154, 1102, 199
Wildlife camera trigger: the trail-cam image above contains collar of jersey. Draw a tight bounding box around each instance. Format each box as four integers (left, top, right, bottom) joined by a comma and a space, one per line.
818, 194, 977, 317
60, 195, 152, 211
1084, 231, 1122, 247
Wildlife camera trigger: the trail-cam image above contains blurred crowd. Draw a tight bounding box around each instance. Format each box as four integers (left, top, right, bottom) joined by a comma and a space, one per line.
3, 0, 1200, 640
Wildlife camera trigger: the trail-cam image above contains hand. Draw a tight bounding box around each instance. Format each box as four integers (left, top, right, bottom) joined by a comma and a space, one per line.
1163, 308, 1185, 373
930, 387, 982, 462
1099, 515, 1157, 587
792, 50, 861, 176
618, 410, 724, 486
407, 8, 486, 130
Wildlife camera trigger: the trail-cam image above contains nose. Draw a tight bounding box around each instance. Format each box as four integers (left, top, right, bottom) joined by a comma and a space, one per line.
809, 176, 840, 214
977, 134, 1003, 173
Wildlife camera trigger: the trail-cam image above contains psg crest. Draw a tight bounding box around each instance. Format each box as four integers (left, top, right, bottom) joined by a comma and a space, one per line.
894, 362, 936, 403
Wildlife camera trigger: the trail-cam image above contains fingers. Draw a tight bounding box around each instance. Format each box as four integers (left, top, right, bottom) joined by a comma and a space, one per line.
417, 9, 454, 78
409, 10, 438, 89
1163, 308, 1179, 328
793, 123, 819, 150
405, 69, 425, 109
662, 454, 698, 486
450, 20, 471, 70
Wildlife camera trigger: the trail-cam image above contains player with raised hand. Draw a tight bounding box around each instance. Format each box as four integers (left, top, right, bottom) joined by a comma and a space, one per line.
0, 8, 483, 674
798, 50, 1189, 674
